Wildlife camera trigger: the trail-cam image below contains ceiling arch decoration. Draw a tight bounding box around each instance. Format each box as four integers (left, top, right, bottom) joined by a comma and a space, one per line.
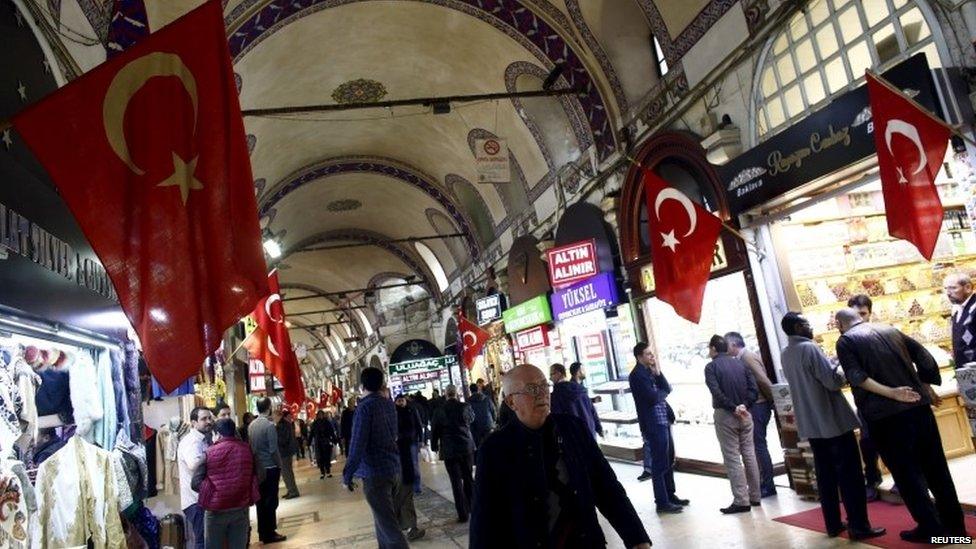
226, 0, 618, 160
279, 282, 372, 342
444, 174, 499, 246
259, 156, 481, 257
425, 208, 468, 272
561, 0, 627, 114
287, 229, 440, 299
368, 271, 415, 290
636, 0, 738, 65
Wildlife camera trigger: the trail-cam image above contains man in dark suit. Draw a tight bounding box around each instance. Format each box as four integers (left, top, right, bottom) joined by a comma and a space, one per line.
835, 308, 967, 542
470, 364, 651, 549
945, 272, 976, 368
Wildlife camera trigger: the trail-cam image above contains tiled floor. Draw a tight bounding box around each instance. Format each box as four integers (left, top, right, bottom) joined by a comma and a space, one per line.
225, 454, 973, 548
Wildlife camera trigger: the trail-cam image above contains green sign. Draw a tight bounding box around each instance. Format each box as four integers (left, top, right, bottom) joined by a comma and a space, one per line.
502, 294, 552, 334
389, 356, 448, 376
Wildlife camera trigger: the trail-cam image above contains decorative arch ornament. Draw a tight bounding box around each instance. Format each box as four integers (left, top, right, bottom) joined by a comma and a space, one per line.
260, 156, 481, 257
227, 0, 617, 159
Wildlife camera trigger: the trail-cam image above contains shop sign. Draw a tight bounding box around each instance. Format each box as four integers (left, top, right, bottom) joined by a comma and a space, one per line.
502, 294, 552, 334
389, 356, 448, 376
550, 272, 619, 321
546, 239, 598, 288
719, 53, 939, 216
515, 325, 549, 351
475, 293, 507, 325
474, 138, 510, 183
641, 240, 728, 293
398, 370, 442, 383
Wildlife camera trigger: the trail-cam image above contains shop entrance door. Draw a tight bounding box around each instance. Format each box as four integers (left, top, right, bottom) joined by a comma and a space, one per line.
640, 271, 784, 467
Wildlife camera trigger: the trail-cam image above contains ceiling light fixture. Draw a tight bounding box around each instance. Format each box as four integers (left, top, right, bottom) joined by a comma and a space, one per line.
263, 239, 282, 259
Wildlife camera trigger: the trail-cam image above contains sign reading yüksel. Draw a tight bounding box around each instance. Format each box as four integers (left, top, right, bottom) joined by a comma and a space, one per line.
502, 294, 552, 334
476, 293, 507, 324
718, 53, 939, 216
475, 138, 510, 183
389, 356, 448, 376
550, 272, 619, 321
546, 239, 598, 288
515, 325, 549, 351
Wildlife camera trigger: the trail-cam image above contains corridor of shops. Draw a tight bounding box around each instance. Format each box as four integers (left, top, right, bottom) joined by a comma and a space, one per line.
4, 0, 976, 547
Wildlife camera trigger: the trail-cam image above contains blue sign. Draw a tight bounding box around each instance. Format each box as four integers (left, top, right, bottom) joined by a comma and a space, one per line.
550, 272, 619, 321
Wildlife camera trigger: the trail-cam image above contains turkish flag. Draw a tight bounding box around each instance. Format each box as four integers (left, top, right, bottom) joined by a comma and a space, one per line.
459, 315, 490, 369
11, 1, 268, 391
643, 171, 723, 323
243, 272, 306, 405
867, 73, 949, 260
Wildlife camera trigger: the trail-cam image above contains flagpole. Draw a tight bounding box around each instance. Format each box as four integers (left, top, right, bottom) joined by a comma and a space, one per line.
866, 70, 976, 149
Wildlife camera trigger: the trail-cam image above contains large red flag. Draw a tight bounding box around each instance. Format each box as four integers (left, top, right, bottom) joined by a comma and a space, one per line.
11, 0, 268, 391
866, 72, 949, 260
243, 272, 306, 405
459, 315, 490, 370
643, 171, 723, 323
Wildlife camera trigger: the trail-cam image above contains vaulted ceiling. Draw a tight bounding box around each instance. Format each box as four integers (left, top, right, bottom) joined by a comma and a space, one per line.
45, 0, 742, 377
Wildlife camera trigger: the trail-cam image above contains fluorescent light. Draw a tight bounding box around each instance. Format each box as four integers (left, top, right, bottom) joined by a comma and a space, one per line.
263, 239, 282, 259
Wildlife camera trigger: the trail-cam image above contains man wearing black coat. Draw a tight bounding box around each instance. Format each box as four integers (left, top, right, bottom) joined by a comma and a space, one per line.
431, 384, 476, 522
471, 364, 651, 549
394, 394, 426, 541
339, 397, 356, 456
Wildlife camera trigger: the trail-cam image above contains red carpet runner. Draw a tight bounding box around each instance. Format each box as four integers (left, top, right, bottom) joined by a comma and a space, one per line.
774, 500, 975, 548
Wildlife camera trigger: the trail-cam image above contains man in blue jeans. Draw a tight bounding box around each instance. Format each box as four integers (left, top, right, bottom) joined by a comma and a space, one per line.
630, 342, 687, 514
343, 367, 409, 548
726, 332, 777, 498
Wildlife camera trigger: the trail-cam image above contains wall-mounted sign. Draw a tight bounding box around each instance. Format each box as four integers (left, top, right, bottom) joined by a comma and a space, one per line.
398, 370, 442, 383
719, 53, 938, 215
550, 272, 619, 321
474, 138, 510, 183
641, 240, 728, 293
389, 356, 448, 376
515, 325, 549, 351
476, 293, 507, 325
546, 239, 598, 288
502, 294, 552, 334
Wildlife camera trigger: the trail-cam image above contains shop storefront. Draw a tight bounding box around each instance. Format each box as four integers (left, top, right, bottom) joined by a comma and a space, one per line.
501, 235, 561, 376
387, 339, 454, 396
471, 292, 510, 385
504, 294, 566, 367
722, 52, 975, 483
617, 131, 781, 469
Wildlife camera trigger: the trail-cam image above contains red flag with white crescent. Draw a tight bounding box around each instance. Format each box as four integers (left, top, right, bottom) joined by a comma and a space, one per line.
243, 271, 306, 404
459, 315, 490, 370
643, 170, 723, 324
866, 72, 949, 260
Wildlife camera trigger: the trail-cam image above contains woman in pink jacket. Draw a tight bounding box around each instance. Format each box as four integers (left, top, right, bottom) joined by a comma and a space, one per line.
192, 418, 260, 548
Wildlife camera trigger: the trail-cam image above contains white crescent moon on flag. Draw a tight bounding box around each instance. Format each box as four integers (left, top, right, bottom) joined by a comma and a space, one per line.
653, 188, 698, 237
885, 119, 927, 178
265, 294, 284, 323
462, 330, 477, 349
267, 336, 280, 357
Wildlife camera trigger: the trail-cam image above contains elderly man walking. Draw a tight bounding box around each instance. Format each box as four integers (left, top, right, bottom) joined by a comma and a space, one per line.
780, 313, 885, 540
835, 308, 967, 542
431, 384, 476, 522
704, 335, 761, 514
471, 364, 651, 549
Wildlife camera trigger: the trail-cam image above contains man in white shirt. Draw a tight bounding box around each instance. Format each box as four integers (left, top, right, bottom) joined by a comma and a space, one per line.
179, 406, 214, 549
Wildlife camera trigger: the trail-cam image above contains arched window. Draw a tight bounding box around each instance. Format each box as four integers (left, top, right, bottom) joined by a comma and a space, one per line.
356, 308, 374, 337
415, 241, 450, 292
754, 0, 942, 140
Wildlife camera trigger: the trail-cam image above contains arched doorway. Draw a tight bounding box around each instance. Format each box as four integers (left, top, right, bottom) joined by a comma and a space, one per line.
617, 131, 776, 473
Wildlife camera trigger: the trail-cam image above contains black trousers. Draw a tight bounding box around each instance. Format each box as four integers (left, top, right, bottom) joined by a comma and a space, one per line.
317, 443, 334, 475
808, 431, 870, 532
256, 467, 281, 541
666, 425, 677, 497
869, 406, 965, 535
443, 453, 474, 520
857, 411, 883, 486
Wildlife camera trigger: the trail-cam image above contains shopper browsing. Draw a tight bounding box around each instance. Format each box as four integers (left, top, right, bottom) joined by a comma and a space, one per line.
248, 397, 287, 544
178, 406, 214, 549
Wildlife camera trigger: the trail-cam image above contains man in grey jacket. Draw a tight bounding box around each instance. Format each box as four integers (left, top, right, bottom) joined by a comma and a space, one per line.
780, 312, 885, 541
248, 397, 287, 544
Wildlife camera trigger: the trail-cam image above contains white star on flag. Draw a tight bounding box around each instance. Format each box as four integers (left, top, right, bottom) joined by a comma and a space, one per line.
661, 230, 679, 252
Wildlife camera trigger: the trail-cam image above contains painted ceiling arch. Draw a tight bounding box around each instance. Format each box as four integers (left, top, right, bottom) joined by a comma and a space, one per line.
259, 156, 480, 257
226, 0, 617, 159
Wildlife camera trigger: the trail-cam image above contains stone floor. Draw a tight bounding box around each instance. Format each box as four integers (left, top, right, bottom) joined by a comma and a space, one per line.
230, 453, 973, 548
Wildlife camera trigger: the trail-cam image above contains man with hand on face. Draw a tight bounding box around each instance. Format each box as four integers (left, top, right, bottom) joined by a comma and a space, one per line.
630, 343, 686, 514
835, 308, 967, 542
470, 364, 651, 549
179, 407, 215, 549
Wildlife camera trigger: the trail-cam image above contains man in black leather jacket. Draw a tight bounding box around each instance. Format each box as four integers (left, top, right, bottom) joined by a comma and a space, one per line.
835, 308, 967, 542
470, 364, 651, 549
431, 384, 476, 522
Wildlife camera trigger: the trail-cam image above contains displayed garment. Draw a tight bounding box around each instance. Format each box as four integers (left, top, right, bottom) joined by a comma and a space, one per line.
130, 504, 160, 549
31, 436, 125, 549
69, 353, 103, 442
114, 429, 148, 502
34, 369, 71, 419
112, 451, 134, 511
12, 359, 40, 454
123, 343, 143, 442
151, 376, 194, 399
156, 424, 180, 496
144, 427, 158, 498
0, 459, 32, 549
93, 351, 118, 450
110, 348, 130, 438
